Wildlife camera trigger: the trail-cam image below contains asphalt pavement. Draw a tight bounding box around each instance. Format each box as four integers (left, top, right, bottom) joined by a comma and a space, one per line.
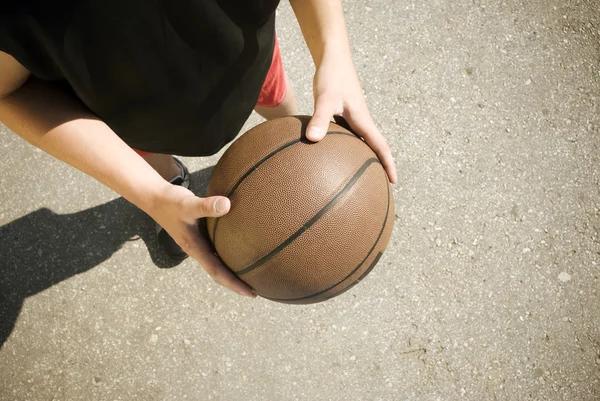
1, 1, 599, 400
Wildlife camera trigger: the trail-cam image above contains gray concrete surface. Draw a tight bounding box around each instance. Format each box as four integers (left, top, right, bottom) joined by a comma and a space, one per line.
1, 0, 599, 400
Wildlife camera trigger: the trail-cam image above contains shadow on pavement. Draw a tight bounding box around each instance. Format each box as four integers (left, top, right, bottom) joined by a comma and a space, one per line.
0, 166, 214, 348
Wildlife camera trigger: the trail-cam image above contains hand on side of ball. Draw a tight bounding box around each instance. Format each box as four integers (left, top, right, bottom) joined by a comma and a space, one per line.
149, 184, 256, 298
305, 52, 398, 185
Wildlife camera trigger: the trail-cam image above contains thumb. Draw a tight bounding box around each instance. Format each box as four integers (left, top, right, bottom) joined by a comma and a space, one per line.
306, 96, 340, 142
192, 196, 231, 218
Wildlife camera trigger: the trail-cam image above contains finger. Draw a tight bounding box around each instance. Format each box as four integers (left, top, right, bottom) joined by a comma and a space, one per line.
185, 232, 256, 298
306, 94, 342, 142
187, 196, 231, 219
344, 110, 398, 184
200, 251, 256, 298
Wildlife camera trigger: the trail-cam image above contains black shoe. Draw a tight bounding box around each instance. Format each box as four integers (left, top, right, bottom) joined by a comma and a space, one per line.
156, 157, 190, 261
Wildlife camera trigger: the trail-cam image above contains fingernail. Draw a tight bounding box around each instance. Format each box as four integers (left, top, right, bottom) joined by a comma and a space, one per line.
215, 198, 229, 214
237, 289, 256, 298
307, 127, 322, 140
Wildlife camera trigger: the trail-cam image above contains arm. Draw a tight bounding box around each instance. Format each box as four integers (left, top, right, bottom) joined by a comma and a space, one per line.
0, 51, 254, 298
0, 70, 169, 213
289, 0, 350, 67
289, 0, 398, 184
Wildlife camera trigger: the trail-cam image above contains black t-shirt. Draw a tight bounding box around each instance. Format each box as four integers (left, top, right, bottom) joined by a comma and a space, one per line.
0, 0, 280, 156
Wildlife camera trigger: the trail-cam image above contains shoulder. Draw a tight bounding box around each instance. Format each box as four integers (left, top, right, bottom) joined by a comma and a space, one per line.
0, 51, 30, 98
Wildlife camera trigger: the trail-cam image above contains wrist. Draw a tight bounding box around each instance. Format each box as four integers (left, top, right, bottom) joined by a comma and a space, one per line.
318, 41, 352, 65
132, 178, 173, 217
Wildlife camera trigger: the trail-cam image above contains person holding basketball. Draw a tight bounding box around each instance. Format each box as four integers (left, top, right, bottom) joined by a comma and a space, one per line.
0, 0, 397, 298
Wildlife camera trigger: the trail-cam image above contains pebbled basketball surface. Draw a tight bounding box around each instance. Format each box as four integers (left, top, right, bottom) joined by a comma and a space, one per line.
206, 116, 394, 304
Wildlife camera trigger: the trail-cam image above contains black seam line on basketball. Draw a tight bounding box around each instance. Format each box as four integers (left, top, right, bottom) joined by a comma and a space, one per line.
211, 131, 361, 243
356, 252, 383, 283
318, 251, 383, 301
264, 170, 391, 302
321, 252, 384, 302
211, 138, 301, 241
236, 157, 381, 277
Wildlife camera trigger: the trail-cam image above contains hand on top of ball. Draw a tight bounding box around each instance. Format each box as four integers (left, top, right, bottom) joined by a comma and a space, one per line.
305, 52, 398, 185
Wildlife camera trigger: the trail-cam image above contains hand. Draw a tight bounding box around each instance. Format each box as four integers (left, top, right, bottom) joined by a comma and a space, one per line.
305, 52, 398, 184
149, 183, 256, 298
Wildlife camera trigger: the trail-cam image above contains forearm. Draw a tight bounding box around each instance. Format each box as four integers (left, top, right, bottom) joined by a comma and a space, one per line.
0, 78, 168, 214
289, 0, 352, 66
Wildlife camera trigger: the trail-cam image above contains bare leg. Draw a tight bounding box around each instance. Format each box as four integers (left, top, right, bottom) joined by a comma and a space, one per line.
140, 153, 181, 182
254, 77, 298, 120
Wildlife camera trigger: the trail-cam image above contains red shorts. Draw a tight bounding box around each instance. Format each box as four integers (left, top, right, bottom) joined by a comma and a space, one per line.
135, 35, 286, 157
256, 34, 287, 108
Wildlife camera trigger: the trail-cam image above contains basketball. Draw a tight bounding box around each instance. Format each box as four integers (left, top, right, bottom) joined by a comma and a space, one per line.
205, 116, 394, 304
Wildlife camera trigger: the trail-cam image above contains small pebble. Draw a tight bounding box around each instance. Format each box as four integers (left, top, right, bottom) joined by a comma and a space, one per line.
558, 272, 571, 282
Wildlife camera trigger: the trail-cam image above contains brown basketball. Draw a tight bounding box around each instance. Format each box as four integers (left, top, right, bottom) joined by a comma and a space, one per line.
205, 115, 394, 304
